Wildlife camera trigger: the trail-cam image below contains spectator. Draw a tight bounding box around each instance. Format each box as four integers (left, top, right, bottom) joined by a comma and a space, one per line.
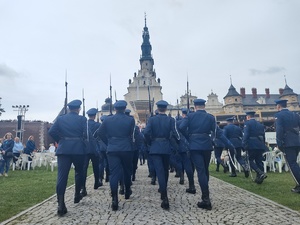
13, 137, 23, 164
24, 135, 36, 158
0, 133, 15, 177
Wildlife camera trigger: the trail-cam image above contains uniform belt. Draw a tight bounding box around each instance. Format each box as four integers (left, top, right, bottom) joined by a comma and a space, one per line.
190, 133, 209, 137
153, 138, 168, 141
62, 137, 83, 140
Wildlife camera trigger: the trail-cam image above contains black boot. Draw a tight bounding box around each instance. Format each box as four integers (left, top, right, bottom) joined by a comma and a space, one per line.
94, 181, 101, 190
119, 185, 125, 195
111, 194, 118, 211
125, 188, 132, 199
80, 187, 87, 197
186, 179, 196, 194
229, 173, 237, 177
74, 193, 83, 203
57, 195, 67, 216
160, 192, 169, 210
222, 162, 229, 173
255, 172, 267, 184
132, 174, 136, 181
197, 191, 212, 210
179, 172, 184, 185
151, 176, 156, 185
243, 164, 250, 178
216, 163, 220, 172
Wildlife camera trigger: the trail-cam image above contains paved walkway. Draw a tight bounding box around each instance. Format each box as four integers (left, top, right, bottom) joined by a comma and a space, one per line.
3, 164, 300, 225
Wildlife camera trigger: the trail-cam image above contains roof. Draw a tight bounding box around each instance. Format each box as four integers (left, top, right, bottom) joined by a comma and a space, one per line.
224, 84, 240, 98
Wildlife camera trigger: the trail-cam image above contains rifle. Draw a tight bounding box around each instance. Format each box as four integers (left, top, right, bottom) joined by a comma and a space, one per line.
147, 85, 153, 117
82, 88, 85, 117
177, 98, 180, 119
187, 75, 190, 112
64, 70, 68, 114
109, 75, 113, 115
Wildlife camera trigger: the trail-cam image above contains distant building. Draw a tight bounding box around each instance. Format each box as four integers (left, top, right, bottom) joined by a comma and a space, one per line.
124, 16, 163, 123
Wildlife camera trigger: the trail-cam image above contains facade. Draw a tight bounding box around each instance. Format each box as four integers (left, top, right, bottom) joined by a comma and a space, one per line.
124, 17, 163, 123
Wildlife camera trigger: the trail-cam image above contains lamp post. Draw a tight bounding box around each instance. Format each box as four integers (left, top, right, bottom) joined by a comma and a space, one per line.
12, 105, 29, 143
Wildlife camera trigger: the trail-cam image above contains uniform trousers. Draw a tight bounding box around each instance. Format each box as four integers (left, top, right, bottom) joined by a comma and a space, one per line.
57, 155, 85, 195
178, 152, 194, 181
151, 154, 170, 194
284, 147, 300, 184
247, 149, 264, 174
147, 153, 156, 177
229, 147, 247, 173
132, 150, 139, 177
214, 147, 224, 166
107, 151, 134, 195
82, 153, 100, 187
99, 151, 109, 180
190, 150, 211, 194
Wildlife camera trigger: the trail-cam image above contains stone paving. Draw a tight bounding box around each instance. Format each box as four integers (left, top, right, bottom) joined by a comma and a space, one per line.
3, 164, 300, 225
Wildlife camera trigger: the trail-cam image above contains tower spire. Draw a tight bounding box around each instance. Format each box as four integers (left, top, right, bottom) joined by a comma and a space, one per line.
144, 12, 147, 27
140, 14, 154, 66
230, 75, 232, 85
284, 75, 287, 85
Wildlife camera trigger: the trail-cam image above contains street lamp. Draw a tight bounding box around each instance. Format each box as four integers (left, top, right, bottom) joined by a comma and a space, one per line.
12, 105, 29, 142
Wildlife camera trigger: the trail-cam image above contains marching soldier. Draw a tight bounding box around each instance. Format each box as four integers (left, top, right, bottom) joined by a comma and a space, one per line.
95, 100, 136, 211
98, 115, 109, 184
143, 100, 180, 210
274, 99, 300, 193
242, 111, 267, 184
179, 99, 233, 210
81, 108, 101, 197
48, 99, 87, 216
223, 117, 249, 177
176, 108, 196, 194
213, 122, 229, 173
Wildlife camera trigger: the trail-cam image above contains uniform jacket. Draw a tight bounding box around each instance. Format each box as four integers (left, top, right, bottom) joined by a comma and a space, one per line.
97, 112, 135, 152
179, 110, 216, 151
176, 119, 190, 153
242, 118, 265, 150
86, 119, 101, 155
275, 108, 300, 148
223, 123, 243, 148
48, 111, 87, 155
143, 114, 179, 154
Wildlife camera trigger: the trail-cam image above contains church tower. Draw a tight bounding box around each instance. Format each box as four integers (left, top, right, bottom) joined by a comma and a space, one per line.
124, 15, 163, 123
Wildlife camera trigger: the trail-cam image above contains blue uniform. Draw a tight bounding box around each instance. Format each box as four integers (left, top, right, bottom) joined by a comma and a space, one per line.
223, 123, 247, 175
242, 118, 266, 181
97, 111, 136, 201
176, 119, 194, 187
143, 113, 179, 203
213, 127, 228, 172
275, 108, 300, 187
82, 119, 101, 193
179, 108, 226, 208
48, 111, 87, 196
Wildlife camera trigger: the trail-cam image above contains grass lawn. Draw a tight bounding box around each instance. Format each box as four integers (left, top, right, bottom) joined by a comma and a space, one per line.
0, 166, 93, 223
209, 164, 300, 212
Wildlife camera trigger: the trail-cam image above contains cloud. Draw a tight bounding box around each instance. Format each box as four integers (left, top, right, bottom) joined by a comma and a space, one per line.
249, 66, 286, 76
0, 63, 19, 78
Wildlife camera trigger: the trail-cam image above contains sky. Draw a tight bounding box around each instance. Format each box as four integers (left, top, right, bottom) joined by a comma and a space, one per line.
0, 0, 300, 122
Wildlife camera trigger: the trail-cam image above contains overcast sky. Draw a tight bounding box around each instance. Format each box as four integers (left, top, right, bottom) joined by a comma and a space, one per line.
0, 0, 299, 122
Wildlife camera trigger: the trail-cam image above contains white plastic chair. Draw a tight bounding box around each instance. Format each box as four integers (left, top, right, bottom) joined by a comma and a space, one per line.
20, 154, 32, 170
262, 151, 276, 173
